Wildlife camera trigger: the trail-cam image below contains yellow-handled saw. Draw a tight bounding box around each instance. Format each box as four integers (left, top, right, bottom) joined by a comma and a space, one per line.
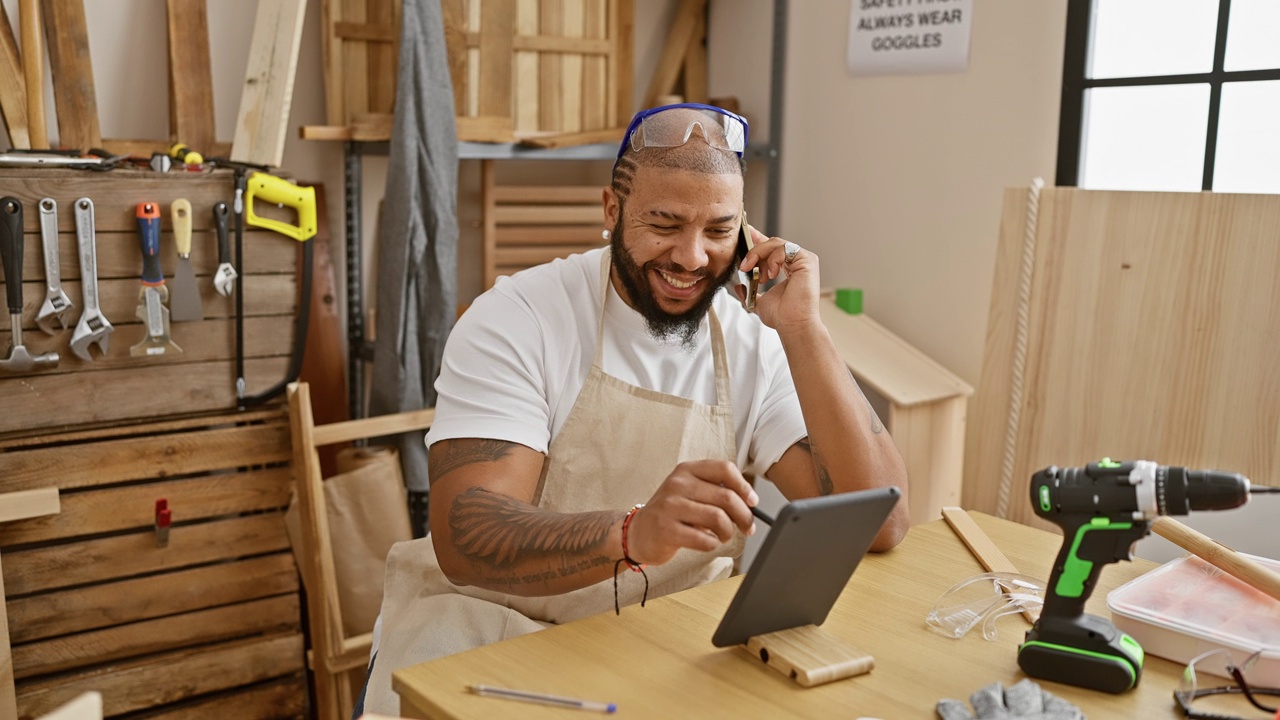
245, 172, 318, 241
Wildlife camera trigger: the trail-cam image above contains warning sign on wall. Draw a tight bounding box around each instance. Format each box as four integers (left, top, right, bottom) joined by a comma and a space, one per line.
846, 0, 973, 77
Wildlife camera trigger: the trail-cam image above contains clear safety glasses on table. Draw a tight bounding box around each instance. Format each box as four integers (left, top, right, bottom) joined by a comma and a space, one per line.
926, 572, 1046, 642
1174, 648, 1280, 720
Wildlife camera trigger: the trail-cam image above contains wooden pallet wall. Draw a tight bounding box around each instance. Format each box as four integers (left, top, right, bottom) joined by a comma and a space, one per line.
0, 169, 299, 436
443, 0, 633, 142
0, 409, 306, 719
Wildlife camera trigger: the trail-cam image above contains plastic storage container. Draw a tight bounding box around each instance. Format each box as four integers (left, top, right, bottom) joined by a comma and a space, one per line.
1107, 553, 1280, 684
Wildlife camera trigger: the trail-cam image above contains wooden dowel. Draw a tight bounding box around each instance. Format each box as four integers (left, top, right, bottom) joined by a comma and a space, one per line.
20, 0, 47, 148
1151, 516, 1280, 603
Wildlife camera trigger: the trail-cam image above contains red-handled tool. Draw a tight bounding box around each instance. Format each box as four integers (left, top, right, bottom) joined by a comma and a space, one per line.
129, 202, 182, 357
155, 498, 171, 548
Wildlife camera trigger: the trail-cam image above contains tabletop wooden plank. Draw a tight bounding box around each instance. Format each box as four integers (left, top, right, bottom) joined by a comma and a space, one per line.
393, 513, 1184, 719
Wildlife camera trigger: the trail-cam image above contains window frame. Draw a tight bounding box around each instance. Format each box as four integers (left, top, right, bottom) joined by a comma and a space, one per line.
1056, 0, 1280, 190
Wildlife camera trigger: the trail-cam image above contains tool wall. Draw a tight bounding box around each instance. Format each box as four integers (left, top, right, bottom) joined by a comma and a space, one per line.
0, 168, 307, 718
0, 168, 299, 434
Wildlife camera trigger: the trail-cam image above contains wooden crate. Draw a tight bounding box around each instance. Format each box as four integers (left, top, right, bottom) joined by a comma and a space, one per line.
0, 168, 301, 436
480, 165, 605, 288
443, 0, 634, 142
0, 409, 306, 719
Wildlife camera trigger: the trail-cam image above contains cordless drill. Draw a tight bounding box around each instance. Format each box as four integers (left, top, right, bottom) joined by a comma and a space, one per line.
1018, 459, 1277, 693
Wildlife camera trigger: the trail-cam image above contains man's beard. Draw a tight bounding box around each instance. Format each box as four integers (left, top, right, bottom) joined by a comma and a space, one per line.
610, 220, 734, 350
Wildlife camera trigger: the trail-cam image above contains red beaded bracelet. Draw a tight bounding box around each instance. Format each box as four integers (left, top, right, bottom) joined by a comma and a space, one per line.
621, 504, 646, 572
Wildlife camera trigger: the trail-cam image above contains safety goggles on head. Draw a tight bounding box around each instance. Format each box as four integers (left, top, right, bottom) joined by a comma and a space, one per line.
616, 103, 749, 160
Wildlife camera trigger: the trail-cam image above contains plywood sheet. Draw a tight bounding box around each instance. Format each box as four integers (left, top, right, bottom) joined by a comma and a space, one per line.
964, 188, 1280, 526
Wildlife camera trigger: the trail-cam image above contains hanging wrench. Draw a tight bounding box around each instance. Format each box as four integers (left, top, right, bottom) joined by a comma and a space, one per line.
212, 202, 237, 296
35, 198, 75, 334
69, 197, 114, 361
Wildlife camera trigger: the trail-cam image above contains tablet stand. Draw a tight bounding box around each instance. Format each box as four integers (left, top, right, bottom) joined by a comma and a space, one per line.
741, 624, 875, 687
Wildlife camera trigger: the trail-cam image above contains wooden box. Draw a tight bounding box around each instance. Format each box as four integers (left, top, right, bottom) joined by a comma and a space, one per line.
0, 409, 306, 719
0, 168, 300, 436
443, 0, 634, 142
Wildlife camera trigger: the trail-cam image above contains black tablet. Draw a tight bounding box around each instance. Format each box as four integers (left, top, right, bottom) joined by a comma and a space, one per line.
711, 486, 901, 647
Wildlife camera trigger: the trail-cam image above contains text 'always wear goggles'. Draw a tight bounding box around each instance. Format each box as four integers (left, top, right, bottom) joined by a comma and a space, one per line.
616, 103, 749, 160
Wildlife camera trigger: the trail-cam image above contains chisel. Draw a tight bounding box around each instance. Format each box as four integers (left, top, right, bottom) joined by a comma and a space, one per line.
169, 198, 203, 321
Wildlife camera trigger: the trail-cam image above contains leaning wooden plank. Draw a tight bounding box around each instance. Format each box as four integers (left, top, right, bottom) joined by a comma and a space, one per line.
20, 0, 48, 148
130, 674, 307, 720
12, 594, 299, 679
642, 0, 705, 109
15, 632, 303, 718
0, 468, 291, 545
8, 553, 298, 644
230, 0, 308, 168
40, 0, 100, 148
2, 512, 291, 595
166, 0, 217, 153
0, 415, 291, 494
0, 3, 31, 148
682, 10, 707, 104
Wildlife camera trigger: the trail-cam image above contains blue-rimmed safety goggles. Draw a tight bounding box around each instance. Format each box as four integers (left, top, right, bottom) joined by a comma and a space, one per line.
616, 103, 749, 160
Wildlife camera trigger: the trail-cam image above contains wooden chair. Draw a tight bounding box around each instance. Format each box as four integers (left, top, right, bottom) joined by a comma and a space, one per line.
286, 382, 434, 720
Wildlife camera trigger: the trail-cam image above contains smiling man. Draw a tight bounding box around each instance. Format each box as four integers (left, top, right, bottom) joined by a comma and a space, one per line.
359, 104, 910, 717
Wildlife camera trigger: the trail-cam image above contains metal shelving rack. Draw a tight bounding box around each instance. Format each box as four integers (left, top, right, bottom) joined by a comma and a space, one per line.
344, 0, 788, 419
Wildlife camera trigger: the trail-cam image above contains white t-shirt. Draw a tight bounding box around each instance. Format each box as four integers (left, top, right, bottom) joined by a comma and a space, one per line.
427, 247, 806, 478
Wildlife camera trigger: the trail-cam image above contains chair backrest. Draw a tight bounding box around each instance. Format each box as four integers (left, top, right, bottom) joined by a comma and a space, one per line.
286, 381, 434, 720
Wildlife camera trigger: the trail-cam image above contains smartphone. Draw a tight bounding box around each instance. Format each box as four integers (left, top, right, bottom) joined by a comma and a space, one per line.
735, 210, 759, 311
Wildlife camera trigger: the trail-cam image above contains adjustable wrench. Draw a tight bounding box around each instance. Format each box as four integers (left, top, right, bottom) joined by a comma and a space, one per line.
1, 197, 59, 372
35, 198, 75, 334
212, 202, 237, 296
69, 197, 114, 361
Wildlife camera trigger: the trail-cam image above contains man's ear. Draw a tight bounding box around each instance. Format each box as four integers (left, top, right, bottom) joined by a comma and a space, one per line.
602, 186, 620, 231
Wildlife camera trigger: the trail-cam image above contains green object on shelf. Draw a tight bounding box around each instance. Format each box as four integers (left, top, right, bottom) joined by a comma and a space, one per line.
836, 288, 863, 315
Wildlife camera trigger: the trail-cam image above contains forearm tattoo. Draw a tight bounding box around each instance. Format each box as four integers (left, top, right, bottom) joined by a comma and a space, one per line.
429, 439, 516, 486
797, 438, 835, 496
849, 369, 885, 434
449, 487, 618, 566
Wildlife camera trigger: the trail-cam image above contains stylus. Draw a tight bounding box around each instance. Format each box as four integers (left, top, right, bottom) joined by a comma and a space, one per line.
751, 505, 775, 526
468, 684, 617, 713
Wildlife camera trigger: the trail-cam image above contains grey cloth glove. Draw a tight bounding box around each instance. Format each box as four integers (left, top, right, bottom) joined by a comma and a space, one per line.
936, 679, 1084, 720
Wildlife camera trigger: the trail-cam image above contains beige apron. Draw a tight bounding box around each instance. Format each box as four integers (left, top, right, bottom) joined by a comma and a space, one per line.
365, 252, 743, 714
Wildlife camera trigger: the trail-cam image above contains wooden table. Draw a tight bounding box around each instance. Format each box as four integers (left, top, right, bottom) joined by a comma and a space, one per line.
393, 513, 1184, 719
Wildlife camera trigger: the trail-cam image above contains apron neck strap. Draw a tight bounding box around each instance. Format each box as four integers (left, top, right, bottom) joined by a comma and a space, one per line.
596, 250, 733, 409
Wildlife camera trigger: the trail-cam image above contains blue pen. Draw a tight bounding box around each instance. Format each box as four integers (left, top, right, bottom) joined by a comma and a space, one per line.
468, 684, 617, 714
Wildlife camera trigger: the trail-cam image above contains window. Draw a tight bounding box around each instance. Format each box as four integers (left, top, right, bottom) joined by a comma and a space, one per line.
1057, 0, 1280, 192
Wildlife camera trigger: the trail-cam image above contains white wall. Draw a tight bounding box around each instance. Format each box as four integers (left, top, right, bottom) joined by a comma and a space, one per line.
779, 0, 1068, 387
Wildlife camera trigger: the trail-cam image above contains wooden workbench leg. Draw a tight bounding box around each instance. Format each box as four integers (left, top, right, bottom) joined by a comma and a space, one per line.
889, 395, 968, 525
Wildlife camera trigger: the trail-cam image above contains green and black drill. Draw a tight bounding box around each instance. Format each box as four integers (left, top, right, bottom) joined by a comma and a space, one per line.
1018, 459, 1279, 693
